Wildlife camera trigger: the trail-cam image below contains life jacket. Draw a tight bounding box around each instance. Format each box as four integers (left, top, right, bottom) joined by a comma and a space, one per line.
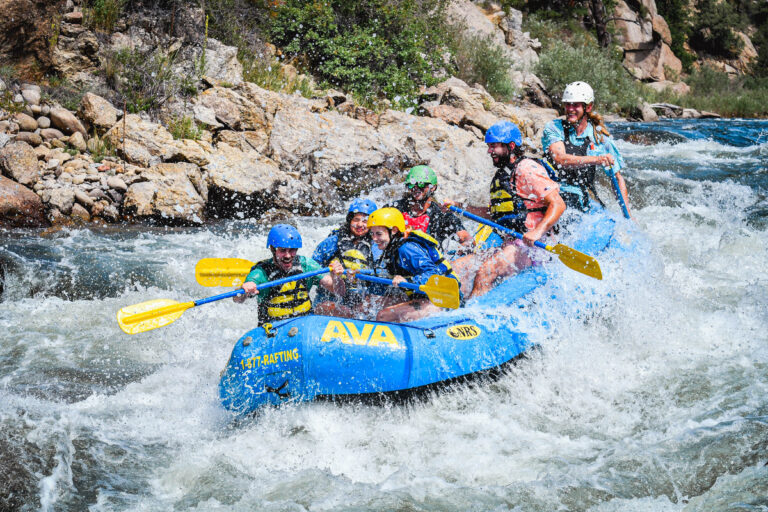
329, 228, 374, 272
489, 157, 548, 233
380, 230, 460, 295
252, 257, 312, 324
545, 122, 604, 210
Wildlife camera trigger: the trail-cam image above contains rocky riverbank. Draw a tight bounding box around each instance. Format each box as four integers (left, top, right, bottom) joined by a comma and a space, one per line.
0, 72, 562, 229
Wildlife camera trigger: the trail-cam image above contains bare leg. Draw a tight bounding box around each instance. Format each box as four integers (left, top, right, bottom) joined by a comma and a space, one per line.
314, 301, 354, 318
468, 243, 532, 299
376, 298, 438, 323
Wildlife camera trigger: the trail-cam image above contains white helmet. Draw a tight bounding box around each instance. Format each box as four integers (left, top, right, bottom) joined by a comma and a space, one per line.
562, 81, 594, 104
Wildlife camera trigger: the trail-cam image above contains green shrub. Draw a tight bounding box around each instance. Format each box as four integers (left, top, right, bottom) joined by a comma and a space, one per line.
167, 115, 203, 140
648, 67, 768, 117
105, 47, 193, 113
535, 40, 644, 113
448, 31, 517, 101
84, 0, 126, 33
241, 55, 316, 98
267, 0, 449, 106
655, 0, 696, 71
689, 0, 743, 58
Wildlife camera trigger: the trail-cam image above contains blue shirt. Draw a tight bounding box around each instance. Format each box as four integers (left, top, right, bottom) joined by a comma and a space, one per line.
541, 119, 624, 176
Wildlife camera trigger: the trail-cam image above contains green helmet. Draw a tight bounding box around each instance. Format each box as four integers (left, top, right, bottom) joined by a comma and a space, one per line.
405, 165, 438, 188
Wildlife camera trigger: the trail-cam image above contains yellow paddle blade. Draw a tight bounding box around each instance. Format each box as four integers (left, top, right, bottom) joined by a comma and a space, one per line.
420, 275, 461, 309
548, 244, 603, 280
117, 299, 195, 334
195, 258, 253, 287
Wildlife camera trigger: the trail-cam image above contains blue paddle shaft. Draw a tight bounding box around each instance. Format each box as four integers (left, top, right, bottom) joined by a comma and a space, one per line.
448, 206, 548, 250
611, 174, 631, 219
353, 272, 423, 293
193, 267, 331, 307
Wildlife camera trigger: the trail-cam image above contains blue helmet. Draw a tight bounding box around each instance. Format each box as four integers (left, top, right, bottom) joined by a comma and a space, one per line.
348, 198, 377, 215
267, 224, 302, 249
485, 121, 523, 147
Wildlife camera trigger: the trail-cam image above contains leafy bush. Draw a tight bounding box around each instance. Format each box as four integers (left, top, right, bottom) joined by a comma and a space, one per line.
655, 0, 696, 71
689, 0, 743, 58
241, 55, 316, 98
648, 67, 768, 117
535, 40, 644, 113
448, 31, 516, 101
267, 0, 449, 106
104, 47, 193, 113
84, 0, 126, 33
167, 115, 203, 140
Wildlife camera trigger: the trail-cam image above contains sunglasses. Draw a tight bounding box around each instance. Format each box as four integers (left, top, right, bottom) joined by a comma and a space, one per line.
407, 182, 431, 190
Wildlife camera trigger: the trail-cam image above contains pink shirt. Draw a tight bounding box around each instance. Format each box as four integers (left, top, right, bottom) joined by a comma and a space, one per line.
512, 159, 560, 230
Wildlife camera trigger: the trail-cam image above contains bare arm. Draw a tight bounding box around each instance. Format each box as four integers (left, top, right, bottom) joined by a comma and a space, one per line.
523, 192, 566, 246
548, 140, 614, 169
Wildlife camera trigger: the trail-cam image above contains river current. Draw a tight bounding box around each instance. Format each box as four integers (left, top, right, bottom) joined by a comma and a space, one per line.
1, 119, 767, 511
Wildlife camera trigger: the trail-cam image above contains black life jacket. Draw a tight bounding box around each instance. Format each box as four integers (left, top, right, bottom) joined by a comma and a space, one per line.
252, 257, 312, 324
546, 122, 605, 210
331, 227, 374, 272
489, 157, 548, 233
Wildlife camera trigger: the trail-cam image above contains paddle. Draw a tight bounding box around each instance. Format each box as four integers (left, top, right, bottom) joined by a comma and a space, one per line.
610, 173, 631, 219
448, 206, 602, 280
117, 267, 331, 334
353, 273, 461, 309
194, 258, 460, 309
589, 149, 631, 219
195, 258, 254, 286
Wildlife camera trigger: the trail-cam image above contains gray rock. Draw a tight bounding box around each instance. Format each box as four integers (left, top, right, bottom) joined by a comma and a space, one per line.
50, 108, 87, 137
78, 92, 119, 132
13, 94, 23, 104
14, 132, 43, 147
47, 187, 76, 215
0, 133, 10, 149
106, 176, 127, 192
42, 105, 51, 115
68, 132, 87, 152
0, 175, 49, 228
74, 188, 94, 207
14, 113, 38, 131
71, 202, 91, 221
21, 88, 41, 106
0, 78, 6, 92
40, 128, 66, 141
123, 163, 206, 224
36, 116, 51, 129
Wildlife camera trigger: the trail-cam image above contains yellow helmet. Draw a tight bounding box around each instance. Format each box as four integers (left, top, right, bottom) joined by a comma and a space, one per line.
367, 207, 406, 233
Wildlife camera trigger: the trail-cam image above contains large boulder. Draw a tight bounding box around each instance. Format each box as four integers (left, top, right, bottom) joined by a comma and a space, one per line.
50, 108, 88, 138
104, 115, 177, 166
122, 163, 207, 224
445, 0, 540, 89
0, 175, 49, 228
78, 93, 119, 132
0, 141, 39, 186
623, 42, 682, 82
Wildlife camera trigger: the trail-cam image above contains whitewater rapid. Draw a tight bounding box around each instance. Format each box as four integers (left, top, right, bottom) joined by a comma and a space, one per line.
1, 119, 767, 511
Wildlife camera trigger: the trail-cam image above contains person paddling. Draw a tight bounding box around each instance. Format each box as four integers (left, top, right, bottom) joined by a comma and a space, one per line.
366, 207, 462, 322
387, 165, 473, 252
312, 198, 379, 315
542, 81, 631, 217
445, 121, 566, 298
234, 224, 344, 324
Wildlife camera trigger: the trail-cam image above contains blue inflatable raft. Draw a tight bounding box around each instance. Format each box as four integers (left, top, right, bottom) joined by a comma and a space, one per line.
219, 209, 622, 415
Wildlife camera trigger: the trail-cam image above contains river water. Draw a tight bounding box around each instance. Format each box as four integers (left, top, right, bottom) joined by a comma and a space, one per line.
1, 119, 766, 511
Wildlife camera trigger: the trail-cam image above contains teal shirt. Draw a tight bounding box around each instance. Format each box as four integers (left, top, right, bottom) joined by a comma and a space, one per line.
244, 256, 323, 302
541, 119, 625, 176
